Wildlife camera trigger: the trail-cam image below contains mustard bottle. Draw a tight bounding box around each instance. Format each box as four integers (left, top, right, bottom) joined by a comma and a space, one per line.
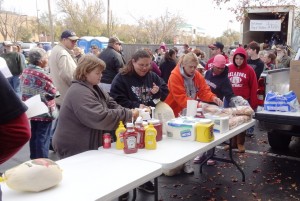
115, 121, 126, 149
145, 123, 157, 150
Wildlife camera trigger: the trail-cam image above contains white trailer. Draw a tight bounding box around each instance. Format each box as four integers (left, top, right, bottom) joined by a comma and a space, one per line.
240, 5, 300, 53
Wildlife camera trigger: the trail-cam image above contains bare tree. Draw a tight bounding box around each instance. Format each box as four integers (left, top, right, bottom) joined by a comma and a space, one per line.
56, 0, 106, 36
136, 10, 184, 44
9, 14, 27, 42
0, 11, 27, 41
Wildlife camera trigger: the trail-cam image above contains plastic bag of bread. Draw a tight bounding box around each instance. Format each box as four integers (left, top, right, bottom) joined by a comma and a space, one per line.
222, 106, 254, 116
229, 96, 250, 107
202, 103, 222, 115
0, 158, 62, 192
229, 115, 252, 130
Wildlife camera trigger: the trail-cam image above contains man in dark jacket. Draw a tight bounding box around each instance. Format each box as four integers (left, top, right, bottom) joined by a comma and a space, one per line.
98, 37, 125, 93
1, 41, 25, 97
247, 41, 264, 80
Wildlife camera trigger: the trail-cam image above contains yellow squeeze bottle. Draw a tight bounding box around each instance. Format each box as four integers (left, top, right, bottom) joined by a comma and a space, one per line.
115, 121, 126, 149
145, 123, 157, 150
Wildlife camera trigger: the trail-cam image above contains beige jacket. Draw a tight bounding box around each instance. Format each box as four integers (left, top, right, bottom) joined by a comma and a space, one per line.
49, 43, 77, 106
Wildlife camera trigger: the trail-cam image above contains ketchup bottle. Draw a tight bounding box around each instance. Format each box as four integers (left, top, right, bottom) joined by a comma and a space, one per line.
135, 119, 145, 149
123, 123, 138, 154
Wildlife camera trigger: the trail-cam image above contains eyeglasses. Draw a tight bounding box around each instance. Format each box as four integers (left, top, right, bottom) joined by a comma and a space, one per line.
115, 43, 121, 46
69, 39, 77, 43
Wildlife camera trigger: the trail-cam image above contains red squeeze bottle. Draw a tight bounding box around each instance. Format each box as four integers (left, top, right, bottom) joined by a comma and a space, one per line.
135, 119, 145, 149
123, 123, 138, 154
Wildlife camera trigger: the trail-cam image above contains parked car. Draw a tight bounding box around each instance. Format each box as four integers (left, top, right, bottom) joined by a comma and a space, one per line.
20, 42, 37, 57
38, 42, 52, 52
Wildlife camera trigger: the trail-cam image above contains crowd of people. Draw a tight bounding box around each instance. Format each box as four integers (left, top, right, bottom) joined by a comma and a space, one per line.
1, 29, 296, 200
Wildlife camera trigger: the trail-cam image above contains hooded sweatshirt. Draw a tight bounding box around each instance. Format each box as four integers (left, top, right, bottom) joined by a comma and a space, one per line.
205, 66, 234, 103
228, 47, 258, 110
165, 63, 216, 117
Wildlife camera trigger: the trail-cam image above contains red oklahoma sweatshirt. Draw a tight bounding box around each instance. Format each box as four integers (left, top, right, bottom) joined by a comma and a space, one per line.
228, 47, 258, 110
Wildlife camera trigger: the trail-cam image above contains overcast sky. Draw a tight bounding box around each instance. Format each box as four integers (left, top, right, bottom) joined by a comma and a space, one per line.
3, 0, 241, 37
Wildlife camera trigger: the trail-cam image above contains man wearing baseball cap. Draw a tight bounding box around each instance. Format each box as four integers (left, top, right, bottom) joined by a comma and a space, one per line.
49, 30, 79, 107
205, 41, 228, 70
98, 36, 125, 93
1, 41, 25, 97
48, 30, 79, 150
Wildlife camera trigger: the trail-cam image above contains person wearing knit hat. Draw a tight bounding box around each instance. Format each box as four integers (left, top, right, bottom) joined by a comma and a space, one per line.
193, 54, 235, 165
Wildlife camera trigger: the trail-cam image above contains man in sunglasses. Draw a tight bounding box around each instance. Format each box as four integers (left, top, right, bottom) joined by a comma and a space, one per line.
98, 36, 125, 93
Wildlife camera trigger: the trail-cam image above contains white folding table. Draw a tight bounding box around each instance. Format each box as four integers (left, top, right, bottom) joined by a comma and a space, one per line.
1, 151, 162, 201
100, 120, 255, 169
100, 119, 255, 182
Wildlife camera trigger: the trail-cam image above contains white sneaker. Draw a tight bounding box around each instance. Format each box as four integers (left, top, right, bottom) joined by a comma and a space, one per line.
183, 160, 194, 174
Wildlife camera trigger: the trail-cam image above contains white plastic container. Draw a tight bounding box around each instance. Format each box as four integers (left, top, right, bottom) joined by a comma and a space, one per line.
166, 117, 203, 141
205, 114, 229, 134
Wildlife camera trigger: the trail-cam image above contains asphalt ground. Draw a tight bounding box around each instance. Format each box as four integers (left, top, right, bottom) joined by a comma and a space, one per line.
1, 120, 300, 201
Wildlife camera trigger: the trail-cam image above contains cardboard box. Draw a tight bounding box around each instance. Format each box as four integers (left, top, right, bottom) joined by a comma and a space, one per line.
290, 60, 300, 102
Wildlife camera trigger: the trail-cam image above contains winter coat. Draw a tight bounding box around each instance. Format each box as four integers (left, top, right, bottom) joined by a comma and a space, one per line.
49, 43, 77, 106
99, 46, 125, 84
110, 71, 169, 108
165, 64, 216, 117
52, 80, 132, 159
21, 64, 57, 121
204, 66, 235, 103
228, 47, 258, 110
0, 70, 27, 124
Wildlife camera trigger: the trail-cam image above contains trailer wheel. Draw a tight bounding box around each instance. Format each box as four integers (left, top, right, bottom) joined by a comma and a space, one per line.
267, 131, 291, 150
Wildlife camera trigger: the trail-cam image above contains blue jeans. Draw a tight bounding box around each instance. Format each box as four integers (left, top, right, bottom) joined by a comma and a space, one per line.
30, 121, 52, 159
7, 75, 21, 98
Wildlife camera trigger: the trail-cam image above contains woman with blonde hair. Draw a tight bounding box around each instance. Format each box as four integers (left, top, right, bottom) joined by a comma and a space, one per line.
52, 54, 139, 159
165, 52, 223, 117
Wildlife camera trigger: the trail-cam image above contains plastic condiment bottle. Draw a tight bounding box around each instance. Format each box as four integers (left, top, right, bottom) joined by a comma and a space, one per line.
123, 122, 138, 154
145, 123, 157, 150
115, 121, 126, 150
135, 118, 145, 149
147, 119, 162, 141
148, 107, 163, 141
195, 119, 214, 143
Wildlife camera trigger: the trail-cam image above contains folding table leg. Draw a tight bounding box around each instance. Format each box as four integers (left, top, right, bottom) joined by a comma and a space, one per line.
131, 188, 136, 201
154, 177, 158, 201
199, 139, 246, 182
228, 140, 245, 182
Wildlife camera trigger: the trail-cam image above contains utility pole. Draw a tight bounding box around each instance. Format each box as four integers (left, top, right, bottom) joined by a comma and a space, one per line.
36, 0, 40, 42
48, 0, 54, 47
107, 0, 110, 37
